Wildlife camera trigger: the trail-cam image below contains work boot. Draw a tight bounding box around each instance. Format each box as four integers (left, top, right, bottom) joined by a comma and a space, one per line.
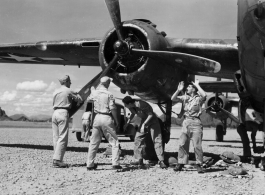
260, 157, 265, 171
130, 159, 144, 166
159, 161, 167, 169
87, 164, 97, 171
173, 163, 184, 172
53, 160, 68, 168
196, 165, 205, 174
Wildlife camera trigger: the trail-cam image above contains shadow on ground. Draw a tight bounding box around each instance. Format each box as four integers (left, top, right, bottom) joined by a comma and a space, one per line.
0, 143, 104, 153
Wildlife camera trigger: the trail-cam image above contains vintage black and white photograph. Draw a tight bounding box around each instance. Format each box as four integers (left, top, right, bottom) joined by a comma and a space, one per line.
0, 0, 265, 194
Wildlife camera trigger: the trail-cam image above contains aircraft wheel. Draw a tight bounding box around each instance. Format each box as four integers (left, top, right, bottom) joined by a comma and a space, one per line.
76, 132, 82, 142
129, 135, 135, 141
216, 124, 224, 142
129, 129, 137, 141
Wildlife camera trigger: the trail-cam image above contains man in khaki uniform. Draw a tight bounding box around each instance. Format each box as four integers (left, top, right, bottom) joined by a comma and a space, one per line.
171, 80, 207, 173
122, 96, 167, 169
81, 111, 92, 141
86, 76, 122, 170
52, 75, 83, 168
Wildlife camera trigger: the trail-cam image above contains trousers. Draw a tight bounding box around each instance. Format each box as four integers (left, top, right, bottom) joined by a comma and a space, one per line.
178, 118, 203, 165
52, 109, 69, 161
82, 119, 90, 139
87, 114, 120, 167
237, 121, 262, 156
134, 119, 164, 161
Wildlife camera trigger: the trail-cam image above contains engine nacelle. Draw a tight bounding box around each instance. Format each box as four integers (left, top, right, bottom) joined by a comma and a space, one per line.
99, 19, 188, 103
205, 94, 232, 120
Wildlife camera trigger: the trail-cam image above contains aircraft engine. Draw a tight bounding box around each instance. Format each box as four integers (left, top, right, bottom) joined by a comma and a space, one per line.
205, 94, 230, 112
202, 94, 233, 121
99, 19, 187, 103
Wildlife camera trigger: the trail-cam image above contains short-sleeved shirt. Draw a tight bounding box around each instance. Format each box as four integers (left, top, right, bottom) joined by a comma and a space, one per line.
128, 100, 155, 122
175, 94, 206, 118
53, 85, 82, 110
88, 85, 116, 114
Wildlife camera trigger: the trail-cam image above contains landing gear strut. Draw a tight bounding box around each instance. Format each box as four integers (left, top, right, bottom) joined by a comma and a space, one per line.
215, 120, 227, 142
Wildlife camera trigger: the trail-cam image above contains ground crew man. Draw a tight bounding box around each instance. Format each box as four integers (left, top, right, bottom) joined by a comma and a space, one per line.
122, 96, 167, 169
237, 109, 263, 161
86, 76, 122, 170
52, 75, 83, 168
82, 110, 92, 141
171, 80, 207, 173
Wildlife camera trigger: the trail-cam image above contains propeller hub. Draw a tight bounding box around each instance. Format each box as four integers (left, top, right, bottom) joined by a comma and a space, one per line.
113, 40, 130, 56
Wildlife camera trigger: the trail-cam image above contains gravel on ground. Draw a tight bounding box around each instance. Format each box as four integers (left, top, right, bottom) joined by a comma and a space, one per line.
0, 127, 265, 195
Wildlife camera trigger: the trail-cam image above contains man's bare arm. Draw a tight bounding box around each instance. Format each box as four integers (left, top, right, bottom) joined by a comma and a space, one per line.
171, 81, 184, 101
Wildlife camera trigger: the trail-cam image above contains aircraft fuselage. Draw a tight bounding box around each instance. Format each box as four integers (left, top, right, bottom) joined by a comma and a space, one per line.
238, 0, 265, 112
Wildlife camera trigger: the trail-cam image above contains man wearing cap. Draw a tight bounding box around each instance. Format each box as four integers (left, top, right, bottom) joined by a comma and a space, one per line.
86, 76, 122, 170
52, 75, 83, 168
122, 96, 167, 169
171, 80, 207, 173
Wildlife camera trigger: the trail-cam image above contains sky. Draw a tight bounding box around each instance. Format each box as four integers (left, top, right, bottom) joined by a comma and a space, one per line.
0, 0, 238, 117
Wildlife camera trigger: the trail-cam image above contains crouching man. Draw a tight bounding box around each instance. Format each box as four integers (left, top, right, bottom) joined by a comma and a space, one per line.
122, 96, 167, 169
171, 80, 207, 173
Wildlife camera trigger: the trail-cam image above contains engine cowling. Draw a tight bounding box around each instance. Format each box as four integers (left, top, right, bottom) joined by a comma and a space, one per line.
205, 94, 232, 120
99, 19, 188, 103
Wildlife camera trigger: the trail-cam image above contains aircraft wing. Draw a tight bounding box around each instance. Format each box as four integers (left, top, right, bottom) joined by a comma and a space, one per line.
166, 38, 240, 79
200, 81, 237, 93
0, 38, 101, 66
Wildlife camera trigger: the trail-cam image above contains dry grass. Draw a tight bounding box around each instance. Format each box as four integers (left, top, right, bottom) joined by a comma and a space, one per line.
0, 121, 52, 128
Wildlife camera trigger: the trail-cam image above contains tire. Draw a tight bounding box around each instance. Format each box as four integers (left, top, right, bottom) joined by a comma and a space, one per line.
216, 124, 224, 142
76, 132, 82, 142
129, 128, 137, 141
129, 135, 135, 141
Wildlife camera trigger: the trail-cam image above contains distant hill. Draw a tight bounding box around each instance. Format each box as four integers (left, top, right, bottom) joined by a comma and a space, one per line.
9, 114, 29, 121
9, 113, 52, 122
16, 116, 30, 121
0, 107, 12, 121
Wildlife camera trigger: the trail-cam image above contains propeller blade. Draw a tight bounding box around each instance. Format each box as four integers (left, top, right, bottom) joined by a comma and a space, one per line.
218, 107, 240, 124
203, 104, 240, 124
68, 54, 119, 117
201, 105, 214, 113
131, 49, 221, 73
104, 0, 124, 40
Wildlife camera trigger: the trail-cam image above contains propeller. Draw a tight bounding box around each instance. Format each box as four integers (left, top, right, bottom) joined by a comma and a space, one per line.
131, 49, 221, 73
68, 54, 119, 117
218, 106, 240, 124
104, 0, 221, 74
203, 101, 240, 124
104, 0, 124, 41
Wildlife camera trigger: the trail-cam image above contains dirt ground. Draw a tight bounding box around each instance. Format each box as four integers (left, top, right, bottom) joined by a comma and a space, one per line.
0, 127, 265, 195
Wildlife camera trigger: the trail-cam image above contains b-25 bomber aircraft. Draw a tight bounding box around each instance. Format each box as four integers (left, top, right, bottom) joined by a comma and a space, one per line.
0, 0, 264, 145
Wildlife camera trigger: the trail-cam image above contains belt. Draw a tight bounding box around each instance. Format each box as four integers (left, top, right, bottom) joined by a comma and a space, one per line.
95, 112, 111, 115
54, 107, 69, 111
184, 116, 200, 120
